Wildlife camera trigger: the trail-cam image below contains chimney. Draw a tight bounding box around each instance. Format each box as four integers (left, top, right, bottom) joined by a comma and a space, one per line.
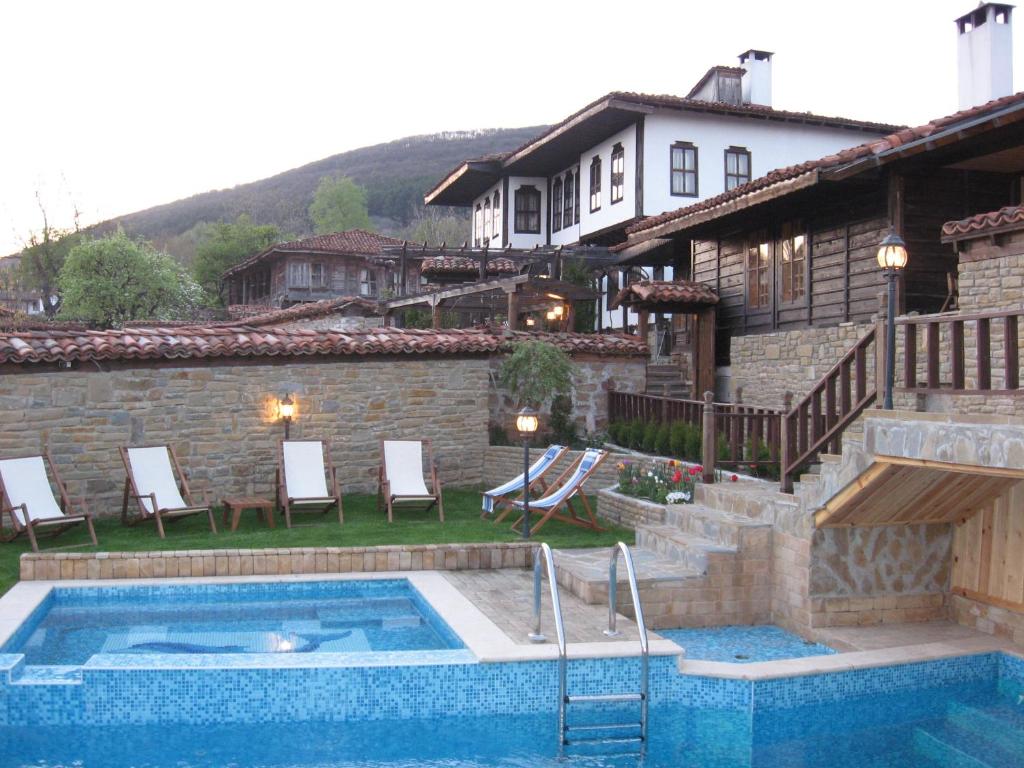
956, 3, 1014, 110
739, 50, 773, 107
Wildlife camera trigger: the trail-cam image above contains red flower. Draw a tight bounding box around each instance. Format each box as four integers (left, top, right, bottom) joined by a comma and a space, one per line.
731, 474, 738, 482
672, 470, 683, 483
688, 467, 700, 476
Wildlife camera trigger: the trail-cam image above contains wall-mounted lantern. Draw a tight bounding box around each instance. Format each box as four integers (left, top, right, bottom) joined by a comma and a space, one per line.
279, 394, 295, 439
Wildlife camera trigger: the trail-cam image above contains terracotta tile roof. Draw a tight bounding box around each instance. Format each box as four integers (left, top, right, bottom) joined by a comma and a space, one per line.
609, 280, 719, 311
627, 91, 1024, 238
941, 205, 1024, 240
227, 304, 274, 319
0, 326, 645, 366
222, 230, 405, 278
420, 256, 520, 277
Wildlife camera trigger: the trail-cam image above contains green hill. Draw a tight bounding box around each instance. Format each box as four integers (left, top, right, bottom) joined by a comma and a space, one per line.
97, 126, 546, 261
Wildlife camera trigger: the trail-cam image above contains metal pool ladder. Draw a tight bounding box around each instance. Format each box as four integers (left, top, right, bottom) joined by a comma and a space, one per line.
529, 541, 650, 750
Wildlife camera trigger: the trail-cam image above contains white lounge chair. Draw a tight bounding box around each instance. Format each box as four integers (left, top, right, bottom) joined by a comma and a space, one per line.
510, 448, 608, 536
377, 439, 444, 523
0, 452, 98, 552
120, 445, 217, 538
276, 440, 343, 528
482, 444, 568, 520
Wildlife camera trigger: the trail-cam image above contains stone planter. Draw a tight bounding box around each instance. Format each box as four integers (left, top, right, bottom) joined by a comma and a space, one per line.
596, 487, 667, 529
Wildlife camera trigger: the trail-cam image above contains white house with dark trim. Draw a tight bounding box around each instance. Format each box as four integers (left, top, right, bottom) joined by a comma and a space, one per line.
425, 51, 901, 330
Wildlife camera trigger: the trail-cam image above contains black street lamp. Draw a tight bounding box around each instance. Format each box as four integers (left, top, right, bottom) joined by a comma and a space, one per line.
877, 232, 909, 409
515, 406, 540, 538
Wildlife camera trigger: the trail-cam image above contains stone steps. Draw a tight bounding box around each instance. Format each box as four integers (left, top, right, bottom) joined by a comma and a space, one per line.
552, 546, 703, 608
634, 525, 735, 574
663, 503, 772, 549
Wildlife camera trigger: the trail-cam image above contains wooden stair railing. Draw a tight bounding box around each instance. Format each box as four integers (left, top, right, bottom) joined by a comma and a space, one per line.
780, 328, 877, 493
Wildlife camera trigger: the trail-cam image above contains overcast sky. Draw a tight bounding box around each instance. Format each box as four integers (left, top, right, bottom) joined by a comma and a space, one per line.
1, 0, 1020, 255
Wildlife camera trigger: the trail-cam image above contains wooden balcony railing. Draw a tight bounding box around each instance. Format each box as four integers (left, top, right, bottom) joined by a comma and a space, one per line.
780, 327, 877, 493
895, 309, 1023, 396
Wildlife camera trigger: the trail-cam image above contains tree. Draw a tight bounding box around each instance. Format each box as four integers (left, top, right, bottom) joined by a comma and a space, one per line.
16, 196, 83, 318
192, 215, 280, 304
59, 230, 204, 327
403, 207, 469, 246
309, 176, 372, 234
498, 341, 575, 409
563, 258, 598, 333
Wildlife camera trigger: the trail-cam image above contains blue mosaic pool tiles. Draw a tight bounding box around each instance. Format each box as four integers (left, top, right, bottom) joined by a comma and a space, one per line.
751, 653, 1000, 710
999, 652, 1024, 684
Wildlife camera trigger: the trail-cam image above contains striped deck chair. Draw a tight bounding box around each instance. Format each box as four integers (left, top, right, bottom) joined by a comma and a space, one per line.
0, 452, 98, 552
482, 444, 568, 521
510, 448, 608, 536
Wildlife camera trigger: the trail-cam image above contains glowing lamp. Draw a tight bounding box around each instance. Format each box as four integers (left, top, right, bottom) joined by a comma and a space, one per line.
876, 231, 909, 271
515, 407, 539, 437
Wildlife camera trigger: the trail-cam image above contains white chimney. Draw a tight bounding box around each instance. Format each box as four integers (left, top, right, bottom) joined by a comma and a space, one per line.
739, 50, 773, 107
956, 3, 1014, 110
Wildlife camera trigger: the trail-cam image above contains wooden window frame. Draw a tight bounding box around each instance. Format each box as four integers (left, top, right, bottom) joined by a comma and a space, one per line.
310, 262, 328, 289
359, 267, 377, 297
563, 172, 574, 229
288, 260, 310, 289
745, 232, 770, 310
724, 146, 751, 191
779, 220, 807, 305
670, 142, 698, 198
492, 191, 500, 240
574, 167, 581, 223
589, 156, 602, 212
552, 177, 563, 232
610, 143, 625, 205
483, 198, 492, 240
514, 186, 542, 234
473, 204, 483, 247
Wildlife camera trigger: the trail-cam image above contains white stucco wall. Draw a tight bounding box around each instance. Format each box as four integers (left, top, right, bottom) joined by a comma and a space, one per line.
471, 182, 503, 247
642, 109, 886, 215
578, 123, 638, 240
506, 176, 548, 249
549, 163, 581, 248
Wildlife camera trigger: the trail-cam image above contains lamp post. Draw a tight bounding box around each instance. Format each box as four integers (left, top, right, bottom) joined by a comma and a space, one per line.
877, 232, 909, 410
279, 394, 295, 439
515, 406, 539, 539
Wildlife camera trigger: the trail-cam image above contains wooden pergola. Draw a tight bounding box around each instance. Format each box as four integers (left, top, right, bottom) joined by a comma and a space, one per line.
382, 275, 597, 332
609, 280, 719, 398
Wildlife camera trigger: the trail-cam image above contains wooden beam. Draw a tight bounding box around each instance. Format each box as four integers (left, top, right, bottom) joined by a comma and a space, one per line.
814, 462, 891, 528
384, 274, 531, 310
507, 289, 520, 331
874, 455, 1024, 480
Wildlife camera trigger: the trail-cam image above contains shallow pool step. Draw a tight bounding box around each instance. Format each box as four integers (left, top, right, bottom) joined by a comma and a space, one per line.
946, 703, 1024, 757
9, 665, 83, 686
912, 723, 1003, 768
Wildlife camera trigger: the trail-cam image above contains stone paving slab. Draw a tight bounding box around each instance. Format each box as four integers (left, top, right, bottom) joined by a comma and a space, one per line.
552, 547, 697, 584
442, 568, 660, 645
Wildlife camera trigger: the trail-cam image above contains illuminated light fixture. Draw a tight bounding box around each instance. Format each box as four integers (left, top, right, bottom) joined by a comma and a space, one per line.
546, 310, 556, 321
515, 406, 540, 539
552, 305, 564, 318
525, 317, 536, 327
545, 292, 565, 300
876, 231, 909, 270
279, 394, 295, 439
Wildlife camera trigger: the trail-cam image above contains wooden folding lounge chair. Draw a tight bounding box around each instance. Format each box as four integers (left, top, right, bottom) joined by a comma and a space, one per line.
0, 452, 98, 552
276, 440, 343, 528
510, 448, 608, 537
120, 445, 217, 538
483, 444, 568, 521
377, 439, 444, 523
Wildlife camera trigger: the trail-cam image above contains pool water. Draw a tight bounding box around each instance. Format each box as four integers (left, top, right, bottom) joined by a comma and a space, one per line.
2, 580, 462, 665
659, 625, 834, 662
1, 678, 1021, 767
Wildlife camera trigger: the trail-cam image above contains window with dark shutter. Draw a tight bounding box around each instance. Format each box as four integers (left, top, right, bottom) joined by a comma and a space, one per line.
514, 186, 541, 234
780, 220, 806, 303
746, 233, 770, 309
552, 178, 563, 231
483, 198, 492, 240
725, 147, 751, 191
589, 157, 601, 212
563, 172, 574, 229
610, 143, 625, 204
670, 142, 698, 197
492, 191, 500, 240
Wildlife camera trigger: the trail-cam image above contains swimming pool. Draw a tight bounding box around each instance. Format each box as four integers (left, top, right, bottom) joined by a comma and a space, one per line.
1, 579, 463, 665
658, 625, 834, 662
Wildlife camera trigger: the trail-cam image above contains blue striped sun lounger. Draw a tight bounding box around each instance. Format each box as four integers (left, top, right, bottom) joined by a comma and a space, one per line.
481, 445, 567, 517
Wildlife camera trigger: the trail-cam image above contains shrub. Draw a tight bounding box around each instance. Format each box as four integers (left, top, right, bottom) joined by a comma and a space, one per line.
654, 424, 671, 455
683, 424, 702, 462
670, 422, 689, 458
628, 421, 646, 449
549, 394, 578, 446
642, 422, 659, 452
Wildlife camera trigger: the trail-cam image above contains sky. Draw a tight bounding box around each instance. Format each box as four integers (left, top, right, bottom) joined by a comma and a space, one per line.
1, 0, 1021, 255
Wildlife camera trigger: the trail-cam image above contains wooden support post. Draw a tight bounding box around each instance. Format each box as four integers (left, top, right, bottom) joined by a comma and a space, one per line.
780, 391, 794, 493
432, 302, 442, 330
637, 311, 649, 341
701, 391, 715, 484
507, 290, 520, 331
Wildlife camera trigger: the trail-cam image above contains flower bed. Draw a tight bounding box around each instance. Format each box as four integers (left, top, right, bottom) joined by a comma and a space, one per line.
615, 458, 701, 504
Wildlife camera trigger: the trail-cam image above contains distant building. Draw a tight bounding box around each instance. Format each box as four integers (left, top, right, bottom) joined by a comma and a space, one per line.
425, 52, 901, 331
222, 230, 407, 309
0, 256, 44, 315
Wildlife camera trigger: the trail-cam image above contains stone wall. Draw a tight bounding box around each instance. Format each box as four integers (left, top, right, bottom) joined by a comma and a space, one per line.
0, 355, 491, 516
595, 488, 666, 528
488, 356, 646, 436
957, 230, 1024, 313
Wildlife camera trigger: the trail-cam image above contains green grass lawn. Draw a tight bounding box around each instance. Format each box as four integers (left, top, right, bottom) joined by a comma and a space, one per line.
0, 488, 630, 596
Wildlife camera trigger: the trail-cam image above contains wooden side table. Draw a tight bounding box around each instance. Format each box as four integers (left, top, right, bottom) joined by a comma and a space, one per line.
221, 496, 275, 532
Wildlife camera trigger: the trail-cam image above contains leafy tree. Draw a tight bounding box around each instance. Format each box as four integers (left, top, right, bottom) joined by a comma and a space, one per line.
309, 176, 372, 234
16, 198, 83, 318
562, 258, 597, 333
498, 341, 575, 409
59, 230, 204, 327
192, 215, 280, 304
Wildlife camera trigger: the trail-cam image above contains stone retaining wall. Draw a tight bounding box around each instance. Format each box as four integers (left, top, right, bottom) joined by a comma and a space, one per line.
595, 488, 666, 528
19, 542, 536, 581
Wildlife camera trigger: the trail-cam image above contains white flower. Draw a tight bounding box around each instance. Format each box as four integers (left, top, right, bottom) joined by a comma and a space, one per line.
666, 491, 691, 504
